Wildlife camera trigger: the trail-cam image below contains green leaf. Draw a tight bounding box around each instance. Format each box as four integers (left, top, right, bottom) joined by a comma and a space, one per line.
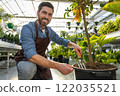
90, 40, 97, 49
102, 1, 120, 15
90, 4, 93, 11
79, 16, 82, 22
64, 12, 67, 18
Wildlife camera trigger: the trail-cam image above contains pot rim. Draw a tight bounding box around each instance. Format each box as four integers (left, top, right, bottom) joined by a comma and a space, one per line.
73, 64, 118, 72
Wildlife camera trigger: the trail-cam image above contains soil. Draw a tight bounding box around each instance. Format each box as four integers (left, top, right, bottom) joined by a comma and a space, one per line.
74, 62, 117, 70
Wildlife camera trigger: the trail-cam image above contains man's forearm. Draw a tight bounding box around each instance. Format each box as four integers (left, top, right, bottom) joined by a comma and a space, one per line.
29, 54, 58, 69
29, 54, 73, 75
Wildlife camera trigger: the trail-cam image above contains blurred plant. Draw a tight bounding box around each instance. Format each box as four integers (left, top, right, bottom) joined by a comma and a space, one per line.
102, 1, 120, 15
97, 20, 117, 35
0, 7, 13, 22
77, 34, 117, 63
0, 26, 4, 38
60, 30, 68, 39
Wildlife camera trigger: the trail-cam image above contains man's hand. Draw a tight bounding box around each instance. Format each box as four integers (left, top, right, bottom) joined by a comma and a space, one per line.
56, 63, 73, 75
68, 42, 82, 56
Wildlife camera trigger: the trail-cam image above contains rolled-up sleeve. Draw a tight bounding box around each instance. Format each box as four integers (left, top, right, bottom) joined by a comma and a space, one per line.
49, 28, 70, 47
20, 25, 37, 60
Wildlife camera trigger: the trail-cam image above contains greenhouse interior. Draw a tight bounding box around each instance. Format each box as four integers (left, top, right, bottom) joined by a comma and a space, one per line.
0, 0, 120, 80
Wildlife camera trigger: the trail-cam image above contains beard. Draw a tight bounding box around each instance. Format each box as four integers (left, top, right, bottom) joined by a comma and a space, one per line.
38, 15, 49, 27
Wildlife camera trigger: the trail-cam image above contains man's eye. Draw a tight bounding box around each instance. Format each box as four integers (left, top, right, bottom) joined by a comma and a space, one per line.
49, 14, 52, 16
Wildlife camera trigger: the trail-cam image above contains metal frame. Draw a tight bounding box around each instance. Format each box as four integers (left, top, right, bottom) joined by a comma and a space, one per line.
0, 41, 21, 73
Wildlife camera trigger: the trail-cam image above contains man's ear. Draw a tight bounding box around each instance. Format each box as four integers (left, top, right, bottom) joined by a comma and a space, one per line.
37, 11, 38, 16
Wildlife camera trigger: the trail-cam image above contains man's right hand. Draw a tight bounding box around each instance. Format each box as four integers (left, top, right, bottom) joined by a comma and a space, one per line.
56, 63, 73, 75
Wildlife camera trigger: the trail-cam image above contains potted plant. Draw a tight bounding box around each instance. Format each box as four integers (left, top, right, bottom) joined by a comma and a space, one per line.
75, 26, 78, 30
68, 26, 71, 30
0, 26, 4, 40
80, 26, 83, 30
76, 22, 80, 26
60, 30, 68, 39
98, 20, 116, 35
114, 16, 120, 31
94, 21, 99, 25
47, 50, 53, 60
0, 8, 13, 22
65, 0, 118, 80
67, 22, 71, 26
51, 47, 59, 62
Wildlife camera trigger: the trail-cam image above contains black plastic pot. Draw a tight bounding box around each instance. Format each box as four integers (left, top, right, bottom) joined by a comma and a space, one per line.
53, 58, 58, 62
49, 56, 52, 59
63, 58, 69, 64
73, 64, 117, 80
58, 55, 63, 63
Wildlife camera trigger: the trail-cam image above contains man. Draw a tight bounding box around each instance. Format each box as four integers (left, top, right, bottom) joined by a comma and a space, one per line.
17, 2, 82, 80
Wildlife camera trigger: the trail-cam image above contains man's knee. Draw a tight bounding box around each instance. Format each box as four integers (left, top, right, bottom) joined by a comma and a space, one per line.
17, 61, 37, 80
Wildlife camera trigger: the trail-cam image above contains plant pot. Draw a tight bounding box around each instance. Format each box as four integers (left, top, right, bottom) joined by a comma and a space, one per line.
49, 56, 52, 59
68, 26, 71, 30
80, 27, 83, 29
94, 22, 99, 25
7, 23, 14, 29
76, 22, 80, 26
73, 63, 118, 80
75, 27, 78, 30
63, 58, 69, 64
58, 55, 63, 63
53, 58, 58, 62
67, 22, 71, 26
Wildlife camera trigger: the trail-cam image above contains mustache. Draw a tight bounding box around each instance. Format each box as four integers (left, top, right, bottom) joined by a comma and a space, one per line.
42, 18, 49, 22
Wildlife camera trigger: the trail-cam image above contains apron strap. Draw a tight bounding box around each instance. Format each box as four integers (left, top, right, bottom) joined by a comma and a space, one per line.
34, 20, 49, 41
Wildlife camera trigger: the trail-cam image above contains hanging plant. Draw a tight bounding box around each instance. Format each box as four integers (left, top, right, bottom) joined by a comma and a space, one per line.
76, 22, 80, 26
3, 13, 13, 21
80, 26, 83, 29
68, 26, 71, 30
67, 22, 71, 26
86, 21, 89, 25
0, 8, 13, 21
94, 21, 99, 25
103, 21, 107, 24
75, 26, 78, 30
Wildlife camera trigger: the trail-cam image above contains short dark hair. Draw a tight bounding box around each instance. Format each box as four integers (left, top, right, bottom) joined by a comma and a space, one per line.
38, 2, 54, 13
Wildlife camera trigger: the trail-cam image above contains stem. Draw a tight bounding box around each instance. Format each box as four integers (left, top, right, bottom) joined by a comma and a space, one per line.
81, 5, 94, 68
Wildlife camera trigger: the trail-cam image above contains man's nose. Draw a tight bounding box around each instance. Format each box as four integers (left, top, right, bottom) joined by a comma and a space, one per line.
45, 14, 49, 19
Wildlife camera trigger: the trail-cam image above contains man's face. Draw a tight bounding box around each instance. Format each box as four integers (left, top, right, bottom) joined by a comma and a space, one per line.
38, 6, 53, 26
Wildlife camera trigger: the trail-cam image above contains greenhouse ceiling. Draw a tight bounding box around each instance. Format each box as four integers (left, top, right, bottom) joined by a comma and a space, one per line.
0, 0, 117, 34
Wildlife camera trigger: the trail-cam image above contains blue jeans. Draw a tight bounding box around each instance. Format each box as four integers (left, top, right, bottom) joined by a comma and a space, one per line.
17, 61, 53, 80
17, 61, 37, 80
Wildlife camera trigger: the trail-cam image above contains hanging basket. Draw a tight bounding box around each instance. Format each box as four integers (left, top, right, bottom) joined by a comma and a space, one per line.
67, 22, 71, 26
7, 23, 14, 29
